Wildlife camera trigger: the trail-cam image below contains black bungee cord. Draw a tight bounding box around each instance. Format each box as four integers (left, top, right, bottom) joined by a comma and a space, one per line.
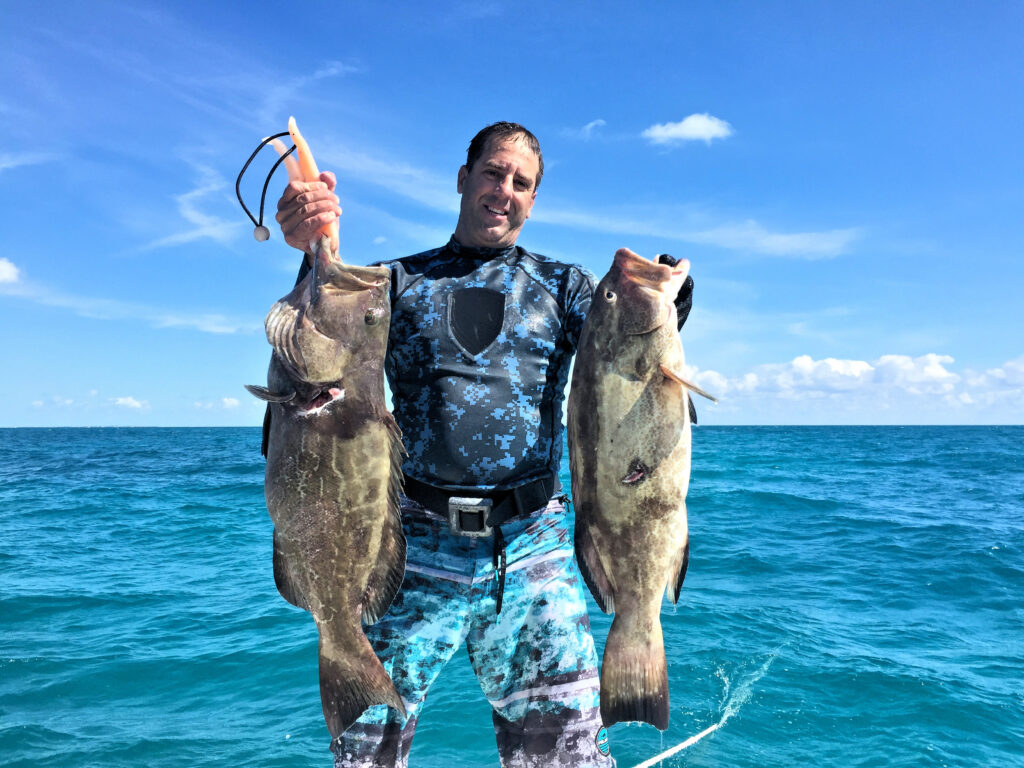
235, 131, 298, 242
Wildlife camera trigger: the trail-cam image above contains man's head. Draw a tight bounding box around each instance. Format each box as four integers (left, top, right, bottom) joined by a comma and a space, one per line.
465, 123, 544, 188
453, 122, 543, 250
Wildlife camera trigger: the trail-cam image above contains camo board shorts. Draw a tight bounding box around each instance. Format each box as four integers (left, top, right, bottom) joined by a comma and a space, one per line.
330, 495, 615, 768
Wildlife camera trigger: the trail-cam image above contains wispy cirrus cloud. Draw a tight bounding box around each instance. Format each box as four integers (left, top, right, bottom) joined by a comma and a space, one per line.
320, 143, 460, 213
0, 152, 60, 173
0, 260, 259, 334
532, 207, 859, 259
683, 220, 860, 258
642, 113, 734, 145
310, 133, 855, 258
254, 60, 361, 126
562, 119, 607, 141
140, 163, 245, 251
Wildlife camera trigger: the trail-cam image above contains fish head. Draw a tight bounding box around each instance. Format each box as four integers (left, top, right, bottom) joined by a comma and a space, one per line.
595, 248, 690, 336
265, 256, 391, 386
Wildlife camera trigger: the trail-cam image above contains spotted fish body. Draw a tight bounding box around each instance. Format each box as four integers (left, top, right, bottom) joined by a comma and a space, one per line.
247, 244, 407, 738
567, 248, 692, 731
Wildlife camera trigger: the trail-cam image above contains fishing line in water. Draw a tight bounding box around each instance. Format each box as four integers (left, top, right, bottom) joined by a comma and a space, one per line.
631, 722, 722, 768
630, 651, 778, 768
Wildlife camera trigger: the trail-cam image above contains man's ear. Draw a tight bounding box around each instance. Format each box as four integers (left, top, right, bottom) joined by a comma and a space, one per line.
457, 165, 468, 194
524, 189, 537, 220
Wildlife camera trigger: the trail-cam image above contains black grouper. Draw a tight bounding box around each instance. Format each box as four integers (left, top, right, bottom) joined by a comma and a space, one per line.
568, 247, 710, 731
247, 247, 406, 738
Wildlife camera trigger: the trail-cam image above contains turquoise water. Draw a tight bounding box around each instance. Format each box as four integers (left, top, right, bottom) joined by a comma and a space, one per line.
2, 427, 1022, 767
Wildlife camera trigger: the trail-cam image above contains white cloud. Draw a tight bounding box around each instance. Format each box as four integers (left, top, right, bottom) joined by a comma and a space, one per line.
222, 397, 240, 409
0, 152, 59, 173
959, 355, 1024, 408
685, 353, 1024, 423
319, 143, 460, 214
373, 236, 387, 245
141, 163, 245, 250
0, 258, 19, 283
308, 135, 855, 259
563, 119, 606, 141
642, 114, 734, 145
697, 353, 961, 399
113, 396, 149, 409
0, 275, 260, 335
683, 220, 860, 259
873, 353, 959, 395
531, 207, 859, 259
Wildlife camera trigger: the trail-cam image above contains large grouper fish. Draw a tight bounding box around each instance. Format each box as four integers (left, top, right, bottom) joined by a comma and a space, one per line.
568, 247, 713, 731
247, 245, 407, 737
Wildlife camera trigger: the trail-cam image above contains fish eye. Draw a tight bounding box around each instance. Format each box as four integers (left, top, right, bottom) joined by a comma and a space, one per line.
604, 290, 616, 302
365, 309, 380, 325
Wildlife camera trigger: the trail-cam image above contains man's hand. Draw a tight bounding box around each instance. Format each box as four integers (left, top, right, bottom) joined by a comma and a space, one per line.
275, 170, 342, 260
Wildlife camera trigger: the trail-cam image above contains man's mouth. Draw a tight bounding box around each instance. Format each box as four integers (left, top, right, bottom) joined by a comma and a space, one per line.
485, 205, 508, 217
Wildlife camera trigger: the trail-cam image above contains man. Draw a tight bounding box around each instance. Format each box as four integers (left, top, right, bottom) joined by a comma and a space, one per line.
274, 123, 694, 767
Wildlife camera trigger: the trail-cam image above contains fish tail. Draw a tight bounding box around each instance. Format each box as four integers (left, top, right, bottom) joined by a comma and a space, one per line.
318, 635, 406, 739
599, 613, 669, 730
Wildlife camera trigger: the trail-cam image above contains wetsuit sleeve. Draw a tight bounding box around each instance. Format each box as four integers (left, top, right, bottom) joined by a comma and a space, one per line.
564, 266, 597, 349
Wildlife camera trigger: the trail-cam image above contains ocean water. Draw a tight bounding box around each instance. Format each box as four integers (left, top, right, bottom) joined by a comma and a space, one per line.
1, 426, 1022, 768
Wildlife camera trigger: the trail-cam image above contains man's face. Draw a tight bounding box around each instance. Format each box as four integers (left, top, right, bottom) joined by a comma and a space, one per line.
453, 136, 540, 249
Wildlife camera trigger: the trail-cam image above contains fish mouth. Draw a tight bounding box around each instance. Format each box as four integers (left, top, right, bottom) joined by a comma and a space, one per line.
621, 458, 651, 485
298, 386, 345, 416
614, 248, 689, 294
621, 265, 685, 295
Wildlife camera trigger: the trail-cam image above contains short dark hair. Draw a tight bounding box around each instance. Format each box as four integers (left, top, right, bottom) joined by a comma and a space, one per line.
465, 122, 544, 188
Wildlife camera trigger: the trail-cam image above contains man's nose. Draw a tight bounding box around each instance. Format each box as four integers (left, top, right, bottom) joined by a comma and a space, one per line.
494, 175, 513, 195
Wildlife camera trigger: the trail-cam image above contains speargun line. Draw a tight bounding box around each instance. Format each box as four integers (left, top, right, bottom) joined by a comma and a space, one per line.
235, 131, 297, 240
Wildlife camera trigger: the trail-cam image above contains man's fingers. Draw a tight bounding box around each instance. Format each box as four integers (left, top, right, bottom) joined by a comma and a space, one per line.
274, 176, 341, 253
276, 179, 339, 210
275, 195, 340, 224
280, 209, 340, 250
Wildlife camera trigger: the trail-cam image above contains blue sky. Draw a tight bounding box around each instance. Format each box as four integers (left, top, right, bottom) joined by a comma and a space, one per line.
2, 1, 1022, 426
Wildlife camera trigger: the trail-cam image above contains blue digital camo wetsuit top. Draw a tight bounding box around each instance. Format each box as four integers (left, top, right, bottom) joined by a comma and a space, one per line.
385, 236, 593, 493
328, 237, 693, 768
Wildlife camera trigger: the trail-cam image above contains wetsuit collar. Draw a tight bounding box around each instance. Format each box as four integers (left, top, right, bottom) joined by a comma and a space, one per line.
445, 236, 517, 261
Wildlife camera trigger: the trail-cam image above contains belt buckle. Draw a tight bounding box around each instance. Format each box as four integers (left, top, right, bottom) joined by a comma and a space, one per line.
448, 496, 493, 538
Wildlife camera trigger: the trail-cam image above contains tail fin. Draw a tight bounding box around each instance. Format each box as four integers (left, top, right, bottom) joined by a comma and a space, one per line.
599, 613, 669, 730
318, 634, 406, 739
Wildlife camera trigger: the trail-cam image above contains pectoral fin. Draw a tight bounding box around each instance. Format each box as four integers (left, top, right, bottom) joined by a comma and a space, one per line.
659, 364, 718, 403
245, 384, 296, 403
